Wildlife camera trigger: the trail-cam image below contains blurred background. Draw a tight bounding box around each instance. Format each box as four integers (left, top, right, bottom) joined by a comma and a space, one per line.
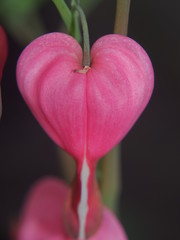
0, 0, 180, 239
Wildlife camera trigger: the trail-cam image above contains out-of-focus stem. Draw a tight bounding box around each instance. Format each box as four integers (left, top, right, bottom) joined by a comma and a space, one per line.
52, 0, 72, 32
114, 0, 131, 35
100, 0, 131, 213
57, 148, 76, 184
99, 145, 122, 212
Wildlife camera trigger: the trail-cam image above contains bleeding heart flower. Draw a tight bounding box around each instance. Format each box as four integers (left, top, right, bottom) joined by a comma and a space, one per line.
17, 177, 128, 240
17, 33, 154, 164
16, 32, 154, 237
0, 26, 8, 117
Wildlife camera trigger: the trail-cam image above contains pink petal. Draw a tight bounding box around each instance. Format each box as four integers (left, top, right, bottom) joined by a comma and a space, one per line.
0, 26, 8, 80
17, 178, 128, 240
17, 178, 71, 240
0, 26, 8, 117
87, 34, 154, 161
17, 33, 86, 163
17, 33, 154, 164
89, 208, 128, 240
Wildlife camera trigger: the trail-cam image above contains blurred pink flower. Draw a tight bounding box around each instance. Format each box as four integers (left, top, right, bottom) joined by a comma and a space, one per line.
0, 26, 8, 117
17, 177, 128, 240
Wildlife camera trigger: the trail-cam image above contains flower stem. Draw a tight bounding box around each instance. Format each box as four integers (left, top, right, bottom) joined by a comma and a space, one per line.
114, 0, 131, 35
74, 4, 91, 67
70, 7, 82, 43
100, 0, 131, 213
99, 145, 122, 212
52, 0, 90, 66
52, 0, 72, 32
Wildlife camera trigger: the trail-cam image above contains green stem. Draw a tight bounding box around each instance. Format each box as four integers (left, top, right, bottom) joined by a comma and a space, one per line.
57, 148, 76, 184
100, 0, 131, 213
52, 0, 72, 32
75, 4, 90, 67
52, 0, 90, 66
99, 146, 122, 212
114, 0, 131, 35
70, 1, 82, 43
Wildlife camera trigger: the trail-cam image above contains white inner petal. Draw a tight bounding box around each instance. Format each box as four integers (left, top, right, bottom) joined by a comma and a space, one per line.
77, 156, 90, 239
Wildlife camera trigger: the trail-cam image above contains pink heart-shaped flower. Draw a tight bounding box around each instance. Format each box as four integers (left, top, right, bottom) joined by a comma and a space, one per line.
17, 33, 154, 165
17, 33, 154, 236
17, 33, 154, 237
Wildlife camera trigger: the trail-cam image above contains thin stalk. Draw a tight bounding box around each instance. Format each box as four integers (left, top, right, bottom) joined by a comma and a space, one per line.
52, 0, 72, 32
99, 145, 122, 212
70, 8, 82, 43
100, 0, 131, 213
57, 148, 76, 184
75, 4, 90, 66
114, 0, 131, 35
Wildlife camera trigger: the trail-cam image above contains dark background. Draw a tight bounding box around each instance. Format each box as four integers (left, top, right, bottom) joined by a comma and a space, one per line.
0, 0, 180, 239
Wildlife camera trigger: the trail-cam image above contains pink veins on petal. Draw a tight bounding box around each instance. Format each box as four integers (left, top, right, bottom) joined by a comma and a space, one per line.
16, 33, 154, 165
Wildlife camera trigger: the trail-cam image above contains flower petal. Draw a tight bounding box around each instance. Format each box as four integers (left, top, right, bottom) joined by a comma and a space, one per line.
17, 177, 127, 240
17, 33, 154, 163
18, 177, 71, 240
0, 26, 8, 117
